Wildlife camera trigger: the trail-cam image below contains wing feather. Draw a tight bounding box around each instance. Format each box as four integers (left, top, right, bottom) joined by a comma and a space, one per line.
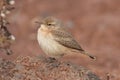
51, 29, 84, 51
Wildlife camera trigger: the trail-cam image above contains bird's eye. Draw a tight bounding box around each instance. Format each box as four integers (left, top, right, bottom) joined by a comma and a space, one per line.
47, 24, 52, 26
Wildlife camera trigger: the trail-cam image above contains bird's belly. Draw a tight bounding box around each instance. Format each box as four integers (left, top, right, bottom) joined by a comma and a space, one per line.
37, 31, 65, 58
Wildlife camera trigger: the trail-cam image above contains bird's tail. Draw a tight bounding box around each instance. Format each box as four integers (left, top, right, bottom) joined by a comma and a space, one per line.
81, 51, 96, 60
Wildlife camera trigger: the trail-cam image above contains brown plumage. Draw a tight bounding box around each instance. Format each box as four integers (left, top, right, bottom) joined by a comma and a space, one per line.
37, 17, 96, 59
51, 30, 84, 51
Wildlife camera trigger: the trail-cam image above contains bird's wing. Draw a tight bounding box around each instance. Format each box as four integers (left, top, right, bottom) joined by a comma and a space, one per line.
51, 29, 84, 51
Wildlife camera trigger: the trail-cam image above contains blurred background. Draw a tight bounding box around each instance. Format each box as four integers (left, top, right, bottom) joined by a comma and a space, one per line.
0, 0, 120, 79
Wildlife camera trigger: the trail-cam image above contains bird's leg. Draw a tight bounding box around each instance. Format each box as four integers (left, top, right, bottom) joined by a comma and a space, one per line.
47, 57, 56, 63
47, 57, 61, 69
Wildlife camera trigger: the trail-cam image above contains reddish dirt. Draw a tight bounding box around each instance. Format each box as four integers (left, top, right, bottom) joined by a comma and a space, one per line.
0, 0, 120, 80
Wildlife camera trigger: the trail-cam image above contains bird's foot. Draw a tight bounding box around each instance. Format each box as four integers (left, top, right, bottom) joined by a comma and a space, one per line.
47, 57, 57, 63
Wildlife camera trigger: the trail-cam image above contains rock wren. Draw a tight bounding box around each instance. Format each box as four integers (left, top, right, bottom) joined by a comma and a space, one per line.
37, 17, 96, 60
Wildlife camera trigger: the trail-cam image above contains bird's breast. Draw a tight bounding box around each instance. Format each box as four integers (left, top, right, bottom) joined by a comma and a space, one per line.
37, 27, 67, 57
37, 27, 52, 50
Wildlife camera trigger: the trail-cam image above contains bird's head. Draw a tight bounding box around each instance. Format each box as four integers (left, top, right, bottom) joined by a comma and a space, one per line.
36, 17, 62, 30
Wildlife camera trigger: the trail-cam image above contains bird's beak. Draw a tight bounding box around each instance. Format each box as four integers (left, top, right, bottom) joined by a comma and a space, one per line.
35, 21, 42, 25
35, 21, 42, 29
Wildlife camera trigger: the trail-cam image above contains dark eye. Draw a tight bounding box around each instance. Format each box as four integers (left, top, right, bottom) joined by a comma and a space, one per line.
47, 24, 52, 26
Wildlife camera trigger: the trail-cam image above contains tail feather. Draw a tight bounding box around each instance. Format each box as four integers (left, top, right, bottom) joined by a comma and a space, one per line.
81, 51, 96, 60
89, 55, 96, 60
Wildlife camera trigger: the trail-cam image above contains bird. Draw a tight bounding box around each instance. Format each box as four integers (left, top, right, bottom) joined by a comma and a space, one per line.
37, 17, 96, 60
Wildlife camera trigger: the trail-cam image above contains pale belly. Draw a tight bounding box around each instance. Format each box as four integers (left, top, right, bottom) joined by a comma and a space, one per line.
37, 30, 66, 58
